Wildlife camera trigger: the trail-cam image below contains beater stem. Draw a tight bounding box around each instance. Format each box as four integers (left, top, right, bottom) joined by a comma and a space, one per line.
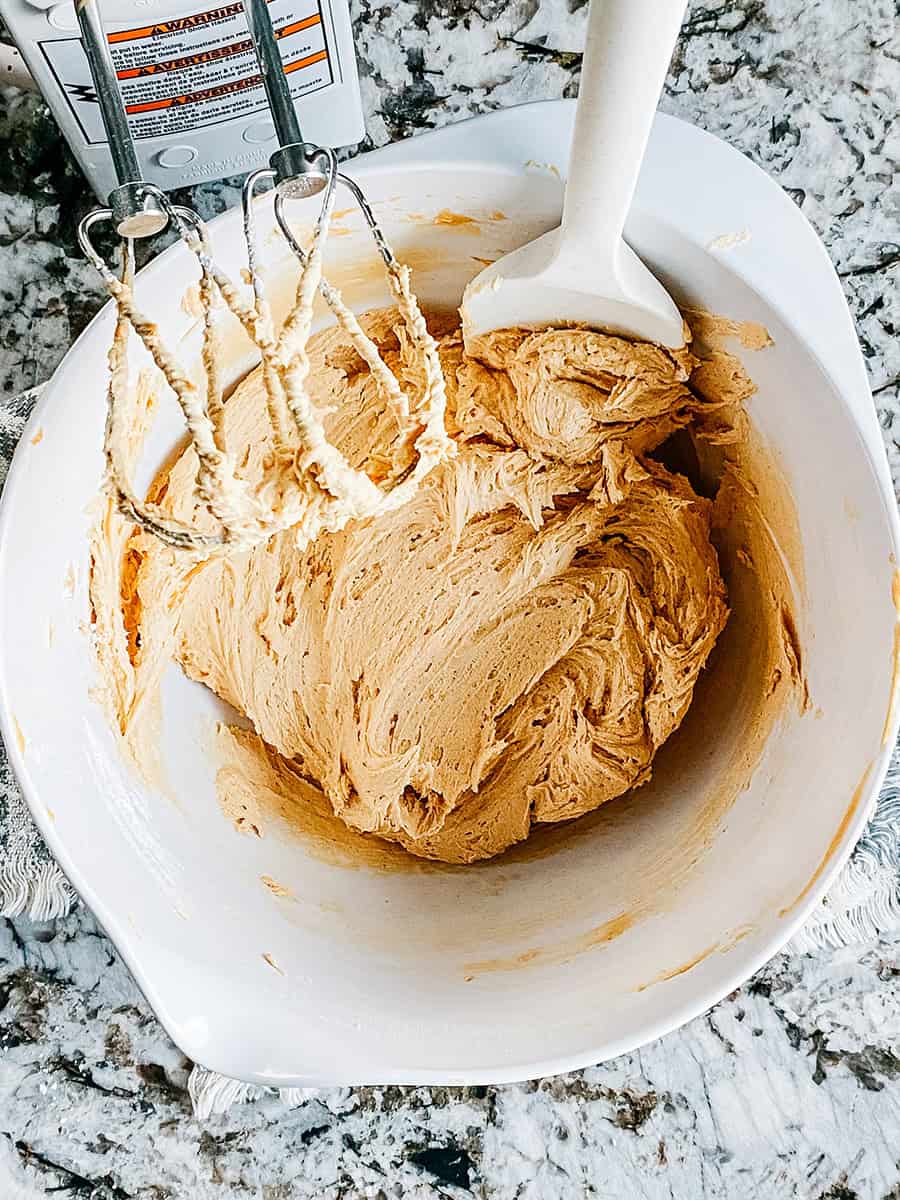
76, 0, 138, 186
242, 0, 302, 147
240, 0, 331, 198
75, 0, 168, 238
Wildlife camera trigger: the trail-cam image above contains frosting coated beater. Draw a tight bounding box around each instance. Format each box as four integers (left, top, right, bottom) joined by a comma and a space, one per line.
75, 0, 451, 552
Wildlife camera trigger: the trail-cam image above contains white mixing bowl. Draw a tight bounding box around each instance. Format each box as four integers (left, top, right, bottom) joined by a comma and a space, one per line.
1, 103, 898, 1085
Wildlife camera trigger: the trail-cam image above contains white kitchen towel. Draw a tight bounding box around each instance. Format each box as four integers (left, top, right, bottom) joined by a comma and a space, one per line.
2, 384, 899, 1118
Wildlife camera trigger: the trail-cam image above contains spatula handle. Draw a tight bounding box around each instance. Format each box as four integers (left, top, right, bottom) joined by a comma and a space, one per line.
560, 0, 687, 264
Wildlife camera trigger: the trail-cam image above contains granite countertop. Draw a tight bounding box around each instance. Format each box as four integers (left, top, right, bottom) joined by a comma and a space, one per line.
2, 0, 900, 1195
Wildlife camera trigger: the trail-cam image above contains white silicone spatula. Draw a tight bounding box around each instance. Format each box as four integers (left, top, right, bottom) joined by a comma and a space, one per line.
463, 0, 688, 348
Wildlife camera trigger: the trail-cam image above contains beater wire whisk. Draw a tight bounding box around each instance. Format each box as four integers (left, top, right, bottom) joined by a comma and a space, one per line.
76, 0, 452, 553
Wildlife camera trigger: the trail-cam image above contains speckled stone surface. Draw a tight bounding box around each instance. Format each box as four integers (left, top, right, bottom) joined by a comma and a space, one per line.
1, 0, 900, 1195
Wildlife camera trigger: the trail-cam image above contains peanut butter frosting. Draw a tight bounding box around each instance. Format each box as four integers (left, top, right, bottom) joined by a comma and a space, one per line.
91, 308, 748, 863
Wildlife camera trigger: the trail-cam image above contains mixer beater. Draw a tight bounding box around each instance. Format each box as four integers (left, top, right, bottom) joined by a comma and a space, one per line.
75, 0, 453, 553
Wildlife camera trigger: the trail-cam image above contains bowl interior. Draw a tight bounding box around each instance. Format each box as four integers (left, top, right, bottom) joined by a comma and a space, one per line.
1, 162, 897, 1084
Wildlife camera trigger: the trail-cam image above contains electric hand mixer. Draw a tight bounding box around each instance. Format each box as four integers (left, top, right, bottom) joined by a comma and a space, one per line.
74, 0, 452, 552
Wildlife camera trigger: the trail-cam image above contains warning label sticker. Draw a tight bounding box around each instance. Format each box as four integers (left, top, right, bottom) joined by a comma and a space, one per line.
39, 0, 334, 144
